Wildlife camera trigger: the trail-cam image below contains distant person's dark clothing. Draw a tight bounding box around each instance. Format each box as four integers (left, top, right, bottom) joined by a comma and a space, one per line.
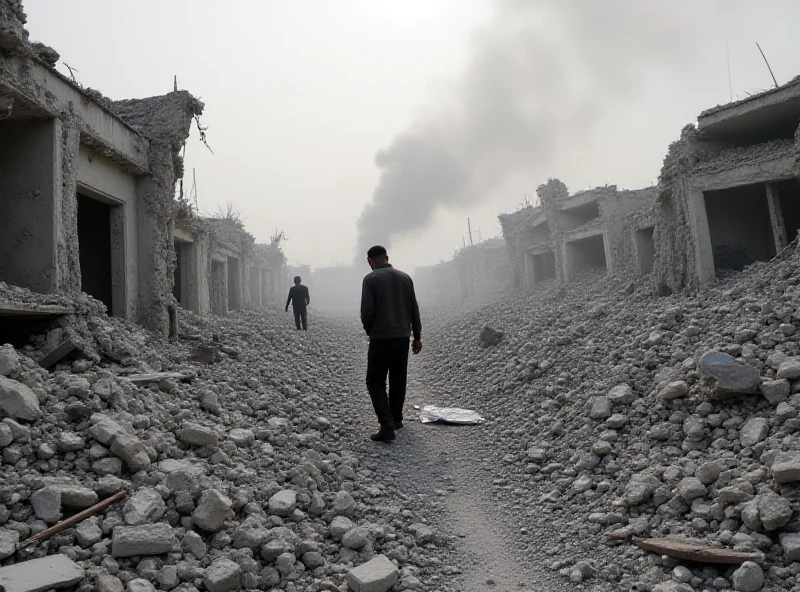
286, 284, 310, 330
360, 263, 422, 427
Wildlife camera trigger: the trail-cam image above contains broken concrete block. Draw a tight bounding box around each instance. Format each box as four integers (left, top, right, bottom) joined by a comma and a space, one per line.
31, 486, 62, 523
698, 351, 760, 397
204, 558, 241, 592
346, 555, 399, 592
110, 432, 150, 471
268, 489, 297, 517
0, 528, 19, 559
761, 378, 790, 403
0, 344, 19, 376
771, 452, 800, 484
0, 375, 42, 421
112, 523, 175, 557
0, 554, 85, 592
192, 489, 231, 532
89, 416, 125, 446
177, 421, 218, 447
780, 532, 800, 562
123, 488, 167, 526
57, 485, 98, 508
777, 357, 800, 380
94, 572, 124, 592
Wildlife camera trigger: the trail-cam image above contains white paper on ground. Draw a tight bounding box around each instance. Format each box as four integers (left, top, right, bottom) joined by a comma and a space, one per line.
419, 405, 484, 425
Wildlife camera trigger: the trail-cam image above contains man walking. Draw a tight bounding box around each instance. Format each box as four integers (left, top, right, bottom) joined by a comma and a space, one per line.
360, 245, 422, 442
285, 276, 310, 330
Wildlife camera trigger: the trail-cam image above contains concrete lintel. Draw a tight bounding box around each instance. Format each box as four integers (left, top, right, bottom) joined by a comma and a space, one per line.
691, 155, 795, 191
212, 245, 240, 260
525, 244, 554, 256
174, 227, 194, 243
0, 61, 150, 174
558, 193, 599, 211
562, 221, 605, 243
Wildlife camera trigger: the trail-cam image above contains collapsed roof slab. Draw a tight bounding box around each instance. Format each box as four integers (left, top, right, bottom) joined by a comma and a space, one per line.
692, 152, 795, 192
562, 220, 605, 243
0, 59, 150, 174
698, 78, 800, 142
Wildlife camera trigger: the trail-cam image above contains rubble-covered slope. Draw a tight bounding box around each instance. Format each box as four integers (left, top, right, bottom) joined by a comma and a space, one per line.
420, 250, 800, 591
0, 304, 447, 592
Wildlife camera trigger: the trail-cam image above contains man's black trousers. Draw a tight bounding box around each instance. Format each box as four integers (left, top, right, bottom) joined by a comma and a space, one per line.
293, 308, 307, 330
366, 337, 409, 427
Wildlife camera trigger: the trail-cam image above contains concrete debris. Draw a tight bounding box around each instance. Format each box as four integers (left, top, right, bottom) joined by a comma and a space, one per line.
346, 554, 399, 592
0, 554, 85, 592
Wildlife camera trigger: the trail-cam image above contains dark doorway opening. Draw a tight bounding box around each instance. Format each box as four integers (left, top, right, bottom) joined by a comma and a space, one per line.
704, 184, 775, 271
533, 251, 556, 283
77, 193, 113, 313
173, 242, 183, 304
561, 201, 601, 231
777, 179, 800, 244
636, 227, 655, 274
566, 234, 607, 277
227, 257, 241, 311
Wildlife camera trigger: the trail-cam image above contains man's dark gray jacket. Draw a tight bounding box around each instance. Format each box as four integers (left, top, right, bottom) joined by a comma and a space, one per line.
360, 263, 422, 341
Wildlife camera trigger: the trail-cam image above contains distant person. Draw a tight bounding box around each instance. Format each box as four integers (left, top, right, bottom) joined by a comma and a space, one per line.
360, 245, 422, 442
285, 276, 310, 330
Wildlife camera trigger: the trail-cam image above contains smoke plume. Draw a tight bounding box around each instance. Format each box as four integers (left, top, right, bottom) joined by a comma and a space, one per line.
354, 0, 719, 261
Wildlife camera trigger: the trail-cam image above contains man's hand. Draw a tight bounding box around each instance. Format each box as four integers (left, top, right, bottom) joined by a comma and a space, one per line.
412, 339, 422, 355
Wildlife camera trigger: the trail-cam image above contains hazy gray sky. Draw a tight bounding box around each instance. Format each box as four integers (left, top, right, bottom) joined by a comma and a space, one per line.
24, 1, 800, 273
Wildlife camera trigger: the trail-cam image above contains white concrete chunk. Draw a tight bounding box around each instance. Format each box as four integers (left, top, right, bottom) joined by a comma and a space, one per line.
112, 523, 175, 557
346, 554, 398, 592
0, 554, 85, 592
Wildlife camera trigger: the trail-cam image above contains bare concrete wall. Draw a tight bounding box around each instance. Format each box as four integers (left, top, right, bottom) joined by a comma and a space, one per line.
0, 118, 58, 293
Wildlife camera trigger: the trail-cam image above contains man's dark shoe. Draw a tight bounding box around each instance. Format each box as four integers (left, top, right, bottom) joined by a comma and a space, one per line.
370, 426, 396, 442
393, 421, 404, 430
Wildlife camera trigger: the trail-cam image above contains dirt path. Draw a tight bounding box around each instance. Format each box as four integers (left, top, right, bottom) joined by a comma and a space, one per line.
337, 325, 570, 592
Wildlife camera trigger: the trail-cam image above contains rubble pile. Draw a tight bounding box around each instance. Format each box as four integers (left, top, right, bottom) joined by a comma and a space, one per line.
420, 251, 800, 591
0, 302, 447, 592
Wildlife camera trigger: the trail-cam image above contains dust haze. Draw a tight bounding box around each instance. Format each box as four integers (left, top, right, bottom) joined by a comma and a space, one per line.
354, 0, 722, 263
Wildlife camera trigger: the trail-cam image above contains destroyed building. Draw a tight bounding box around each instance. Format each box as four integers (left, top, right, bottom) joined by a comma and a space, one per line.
653, 76, 800, 294
499, 182, 657, 290
414, 238, 510, 306
173, 210, 288, 316
0, 1, 202, 337
0, 1, 287, 339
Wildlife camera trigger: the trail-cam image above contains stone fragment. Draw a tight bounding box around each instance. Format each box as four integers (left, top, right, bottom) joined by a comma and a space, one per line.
126, 579, 156, 592
771, 452, 800, 483
75, 519, 103, 547
57, 485, 98, 508
589, 396, 611, 420
89, 417, 125, 446
110, 432, 150, 471
56, 432, 85, 452
676, 477, 706, 502
268, 489, 297, 517
607, 384, 635, 404
739, 417, 768, 447
779, 532, 800, 562
695, 461, 722, 485
761, 378, 790, 403
333, 490, 356, 516
182, 530, 207, 559
203, 558, 241, 592
731, 561, 763, 592
177, 421, 218, 447
112, 523, 175, 557
192, 489, 231, 532
342, 526, 369, 549
698, 351, 760, 397
777, 357, 800, 380
330, 515, 355, 540
346, 555, 399, 592
31, 486, 61, 523
228, 428, 254, 447
756, 492, 792, 531
123, 489, 167, 526
657, 381, 688, 401
95, 573, 124, 592
0, 375, 41, 421
0, 554, 85, 592
0, 345, 19, 376
0, 529, 18, 559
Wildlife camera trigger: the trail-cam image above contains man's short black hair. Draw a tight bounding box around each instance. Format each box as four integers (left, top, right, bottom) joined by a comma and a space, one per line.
294, 276, 301, 283
367, 245, 387, 259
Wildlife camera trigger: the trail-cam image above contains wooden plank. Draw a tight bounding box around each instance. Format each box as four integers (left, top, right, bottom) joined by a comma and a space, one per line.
636, 538, 763, 565
124, 372, 188, 385
0, 302, 72, 318
39, 338, 80, 369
